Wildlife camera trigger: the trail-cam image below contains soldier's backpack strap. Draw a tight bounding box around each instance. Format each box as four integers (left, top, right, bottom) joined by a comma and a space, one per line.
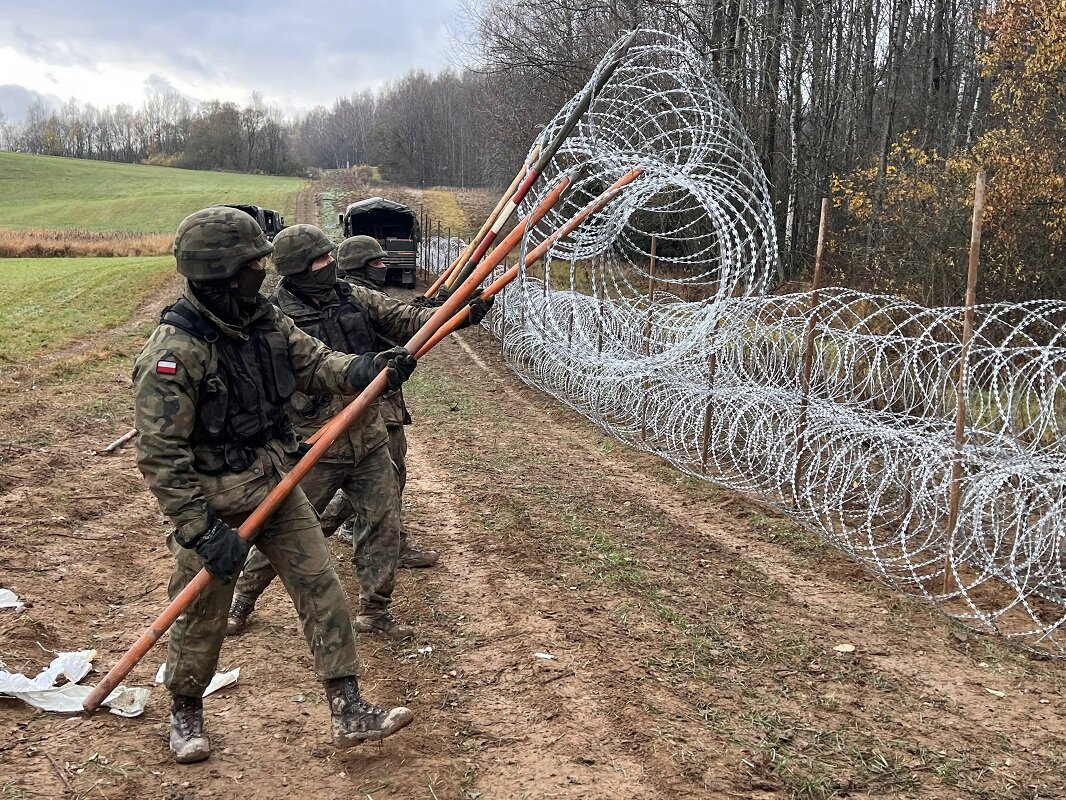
160, 298, 220, 344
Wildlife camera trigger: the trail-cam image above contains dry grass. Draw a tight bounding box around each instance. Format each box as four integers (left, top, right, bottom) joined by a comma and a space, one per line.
0, 228, 172, 258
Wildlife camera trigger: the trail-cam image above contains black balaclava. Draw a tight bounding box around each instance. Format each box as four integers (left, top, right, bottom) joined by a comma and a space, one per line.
283, 260, 339, 305
361, 260, 388, 287
190, 262, 265, 325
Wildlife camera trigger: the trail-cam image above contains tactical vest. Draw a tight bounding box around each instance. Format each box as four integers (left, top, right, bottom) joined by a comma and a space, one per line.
281, 280, 376, 356
161, 299, 298, 474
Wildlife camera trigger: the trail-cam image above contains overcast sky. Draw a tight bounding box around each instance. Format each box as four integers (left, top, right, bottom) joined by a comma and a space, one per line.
0, 0, 470, 121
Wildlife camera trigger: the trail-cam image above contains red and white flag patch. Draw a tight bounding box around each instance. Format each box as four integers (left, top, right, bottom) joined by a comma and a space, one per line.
156, 359, 178, 375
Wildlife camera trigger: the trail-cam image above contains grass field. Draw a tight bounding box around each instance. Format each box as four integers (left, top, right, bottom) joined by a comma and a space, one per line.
0, 152, 304, 233
0, 256, 173, 360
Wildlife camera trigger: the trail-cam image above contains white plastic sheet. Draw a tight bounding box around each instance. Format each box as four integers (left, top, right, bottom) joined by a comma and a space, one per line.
0, 650, 150, 717
0, 588, 26, 612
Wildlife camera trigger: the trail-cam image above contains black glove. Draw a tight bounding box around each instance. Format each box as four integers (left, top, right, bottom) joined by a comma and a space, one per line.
372, 346, 417, 389
176, 513, 249, 584
463, 294, 495, 327
348, 347, 417, 390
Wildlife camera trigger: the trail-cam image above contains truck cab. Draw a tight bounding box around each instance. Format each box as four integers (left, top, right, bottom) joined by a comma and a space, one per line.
221, 204, 287, 240
339, 197, 420, 288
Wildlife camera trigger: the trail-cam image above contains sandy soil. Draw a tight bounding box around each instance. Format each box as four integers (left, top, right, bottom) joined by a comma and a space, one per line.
1, 279, 1064, 800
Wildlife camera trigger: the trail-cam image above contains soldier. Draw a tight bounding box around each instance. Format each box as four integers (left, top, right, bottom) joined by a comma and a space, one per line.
323, 235, 445, 568
132, 207, 414, 764
226, 226, 492, 640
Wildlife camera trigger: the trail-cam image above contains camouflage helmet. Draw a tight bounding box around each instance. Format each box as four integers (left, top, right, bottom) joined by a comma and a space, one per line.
337, 235, 388, 272
270, 224, 335, 276
173, 206, 273, 281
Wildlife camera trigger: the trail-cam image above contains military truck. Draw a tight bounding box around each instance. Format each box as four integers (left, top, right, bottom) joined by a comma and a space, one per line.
222, 204, 287, 240
339, 197, 420, 288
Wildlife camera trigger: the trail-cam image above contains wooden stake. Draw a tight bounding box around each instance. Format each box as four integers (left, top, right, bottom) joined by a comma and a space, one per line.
640, 237, 657, 442
943, 169, 985, 592
794, 197, 830, 488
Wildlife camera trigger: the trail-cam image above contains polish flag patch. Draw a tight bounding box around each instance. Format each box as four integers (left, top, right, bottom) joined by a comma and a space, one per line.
156, 359, 178, 375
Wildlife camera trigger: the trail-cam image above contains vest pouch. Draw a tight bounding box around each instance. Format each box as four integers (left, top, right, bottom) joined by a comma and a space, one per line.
261, 330, 297, 400
198, 375, 229, 437
228, 408, 266, 439
334, 302, 376, 355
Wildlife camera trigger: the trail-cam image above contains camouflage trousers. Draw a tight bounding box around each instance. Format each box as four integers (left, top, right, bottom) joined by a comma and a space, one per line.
387, 423, 407, 495
164, 487, 359, 697
235, 444, 401, 613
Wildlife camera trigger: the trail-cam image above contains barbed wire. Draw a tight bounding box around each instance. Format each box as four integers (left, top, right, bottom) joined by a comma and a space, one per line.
441, 30, 1066, 654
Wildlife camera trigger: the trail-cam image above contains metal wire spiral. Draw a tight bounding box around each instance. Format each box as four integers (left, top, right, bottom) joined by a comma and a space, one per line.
453, 30, 1066, 653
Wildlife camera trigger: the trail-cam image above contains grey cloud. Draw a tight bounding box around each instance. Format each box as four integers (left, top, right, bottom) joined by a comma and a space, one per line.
0, 1, 464, 112
0, 84, 63, 122
143, 73, 198, 105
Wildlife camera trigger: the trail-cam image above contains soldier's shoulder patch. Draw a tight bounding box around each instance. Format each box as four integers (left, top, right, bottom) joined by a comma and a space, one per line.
156, 359, 179, 374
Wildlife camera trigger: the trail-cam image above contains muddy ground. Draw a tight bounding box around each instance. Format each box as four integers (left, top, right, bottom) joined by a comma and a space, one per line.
1, 276, 1064, 800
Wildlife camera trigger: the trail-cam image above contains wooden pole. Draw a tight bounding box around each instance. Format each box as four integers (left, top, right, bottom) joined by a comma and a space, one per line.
640, 236, 657, 442
943, 169, 985, 592
418, 205, 425, 283
794, 197, 830, 488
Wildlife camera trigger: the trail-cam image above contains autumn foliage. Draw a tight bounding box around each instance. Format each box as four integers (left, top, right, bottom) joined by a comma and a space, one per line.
831, 0, 1065, 305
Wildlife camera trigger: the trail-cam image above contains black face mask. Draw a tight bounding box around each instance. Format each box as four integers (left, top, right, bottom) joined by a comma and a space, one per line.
233, 263, 266, 304
190, 262, 264, 325
305, 262, 337, 287
364, 264, 387, 286
286, 262, 338, 303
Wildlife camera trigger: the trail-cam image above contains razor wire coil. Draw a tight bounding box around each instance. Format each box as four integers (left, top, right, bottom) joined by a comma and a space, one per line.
432, 30, 1066, 655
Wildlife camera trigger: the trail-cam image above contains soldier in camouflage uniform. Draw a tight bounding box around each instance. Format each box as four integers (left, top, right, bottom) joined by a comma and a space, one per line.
132, 208, 415, 764
322, 235, 464, 567
226, 225, 471, 640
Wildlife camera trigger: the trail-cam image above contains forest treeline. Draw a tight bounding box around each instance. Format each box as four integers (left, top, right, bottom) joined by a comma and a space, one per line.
1, 0, 1061, 304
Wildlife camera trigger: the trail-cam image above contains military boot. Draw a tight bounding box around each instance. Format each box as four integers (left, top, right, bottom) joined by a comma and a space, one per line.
324, 676, 413, 746
225, 594, 255, 637
399, 541, 439, 569
169, 694, 210, 763
354, 608, 415, 641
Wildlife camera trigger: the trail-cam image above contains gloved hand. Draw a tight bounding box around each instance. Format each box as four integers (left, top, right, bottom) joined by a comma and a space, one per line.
348, 347, 417, 390
176, 513, 249, 584
372, 346, 417, 389
463, 294, 496, 328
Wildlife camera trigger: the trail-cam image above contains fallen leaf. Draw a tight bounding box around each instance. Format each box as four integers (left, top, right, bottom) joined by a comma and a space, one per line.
986, 688, 1005, 698
833, 643, 856, 653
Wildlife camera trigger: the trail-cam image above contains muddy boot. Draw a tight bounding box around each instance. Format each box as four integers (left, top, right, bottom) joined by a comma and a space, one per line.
324, 676, 413, 747
399, 542, 439, 569
169, 694, 210, 764
354, 609, 415, 641
225, 594, 255, 637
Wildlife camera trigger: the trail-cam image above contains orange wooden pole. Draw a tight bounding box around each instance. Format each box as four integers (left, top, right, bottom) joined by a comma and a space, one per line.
426, 145, 539, 298
418, 168, 643, 355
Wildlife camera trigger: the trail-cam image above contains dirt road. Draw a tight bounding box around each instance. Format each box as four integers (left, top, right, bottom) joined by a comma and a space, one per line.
1, 280, 1064, 799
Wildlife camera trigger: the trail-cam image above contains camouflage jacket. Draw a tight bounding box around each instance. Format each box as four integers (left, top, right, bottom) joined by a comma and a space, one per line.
132, 287, 361, 542
343, 272, 433, 427
275, 278, 433, 457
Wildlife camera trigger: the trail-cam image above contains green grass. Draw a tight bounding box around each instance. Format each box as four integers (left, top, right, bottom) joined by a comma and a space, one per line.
0, 152, 304, 233
422, 189, 468, 234
0, 256, 173, 359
